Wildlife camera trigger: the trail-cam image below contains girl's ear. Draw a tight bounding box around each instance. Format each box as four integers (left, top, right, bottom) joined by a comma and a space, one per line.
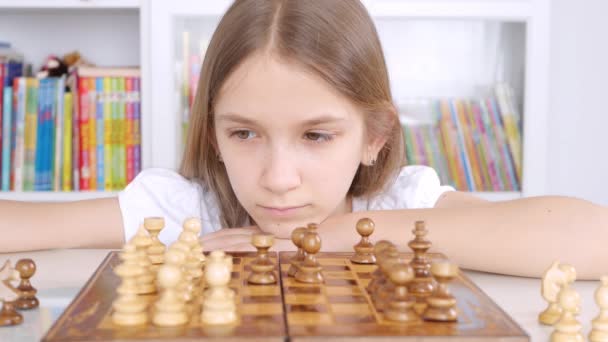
362, 136, 388, 166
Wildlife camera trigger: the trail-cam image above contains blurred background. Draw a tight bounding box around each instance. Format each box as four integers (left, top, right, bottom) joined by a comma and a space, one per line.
0, 0, 606, 205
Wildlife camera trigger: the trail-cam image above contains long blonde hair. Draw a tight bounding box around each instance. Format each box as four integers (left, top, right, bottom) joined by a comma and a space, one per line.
180, 0, 405, 228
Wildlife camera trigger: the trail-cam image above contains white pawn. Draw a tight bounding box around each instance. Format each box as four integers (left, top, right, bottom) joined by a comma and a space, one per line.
590, 276, 608, 342
112, 243, 148, 326
551, 286, 584, 342
152, 249, 188, 327
183, 217, 206, 265
178, 230, 204, 280
130, 225, 156, 294
201, 250, 236, 325
169, 241, 195, 302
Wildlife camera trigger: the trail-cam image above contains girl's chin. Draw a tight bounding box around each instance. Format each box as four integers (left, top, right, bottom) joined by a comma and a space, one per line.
255, 223, 294, 239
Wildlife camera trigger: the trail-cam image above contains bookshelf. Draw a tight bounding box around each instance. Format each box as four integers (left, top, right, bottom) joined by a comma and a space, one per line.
0, 0, 550, 202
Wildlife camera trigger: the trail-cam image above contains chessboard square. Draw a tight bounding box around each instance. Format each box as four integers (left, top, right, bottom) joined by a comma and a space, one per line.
240, 303, 283, 315
288, 312, 333, 325
283, 277, 322, 288
240, 286, 280, 296
349, 264, 376, 273
325, 278, 358, 287
285, 304, 328, 313
321, 265, 350, 272
316, 258, 348, 266
333, 314, 377, 324
285, 294, 326, 305
331, 303, 373, 315
323, 271, 353, 279
327, 295, 368, 304
355, 272, 372, 279
241, 295, 282, 304
325, 286, 362, 296
281, 264, 290, 272
285, 286, 322, 295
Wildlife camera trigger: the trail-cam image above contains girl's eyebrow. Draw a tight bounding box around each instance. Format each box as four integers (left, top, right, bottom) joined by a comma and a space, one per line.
216, 112, 347, 126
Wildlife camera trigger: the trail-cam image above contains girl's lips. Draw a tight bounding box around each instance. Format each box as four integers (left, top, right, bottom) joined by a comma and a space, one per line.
259, 205, 308, 217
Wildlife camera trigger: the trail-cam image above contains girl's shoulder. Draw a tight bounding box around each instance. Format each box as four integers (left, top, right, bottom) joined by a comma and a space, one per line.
353, 165, 454, 212
118, 168, 222, 243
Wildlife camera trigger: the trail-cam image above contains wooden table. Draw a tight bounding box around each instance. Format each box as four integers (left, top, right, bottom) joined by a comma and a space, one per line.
0, 249, 601, 341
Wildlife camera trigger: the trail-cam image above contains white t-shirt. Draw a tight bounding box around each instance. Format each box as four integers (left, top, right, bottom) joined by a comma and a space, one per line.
118, 165, 454, 245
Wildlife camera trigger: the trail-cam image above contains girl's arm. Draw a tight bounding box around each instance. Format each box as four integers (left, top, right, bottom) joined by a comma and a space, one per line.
0, 197, 125, 252
319, 192, 608, 280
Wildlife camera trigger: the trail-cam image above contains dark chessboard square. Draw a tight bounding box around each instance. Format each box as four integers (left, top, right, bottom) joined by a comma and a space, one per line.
285, 304, 328, 313
356, 272, 372, 279
232, 258, 242, 265
231, 271, 240, 278
325, 278, 358, 286
286, 286, 321, 294
327, 295, 368, 303
333, 315, 376, 324
242, 295, 282, 304
239, 314, 284, 324
322, 265, 350, 271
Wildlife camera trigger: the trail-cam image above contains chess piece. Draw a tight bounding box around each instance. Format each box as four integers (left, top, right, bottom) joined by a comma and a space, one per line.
288, 227, 307, 277
590, 276, 608, 342
295, 230, 324, 283
153, 250, 189, 326
168, 241, 195, 302
422, 262, 459, 322
384, 262, 419, 323
204, 251, 235, 300
14, 258, 39, 309
144, 216, 166, 269
0, 260, 23, 326
550, 286, 584, 342
366, 241, 395, 294
183, 217, 206, 267
248, 233, 277, 285
112, 243, 148, 326
130, 225, 156, 294
539, 261, 577, 325
351, 218, 376, 264
374, 251, 403, 312
178, 230, 204, 280
408, 221, 435, 297
307, 223, 319, 232
202, 251, 237, 325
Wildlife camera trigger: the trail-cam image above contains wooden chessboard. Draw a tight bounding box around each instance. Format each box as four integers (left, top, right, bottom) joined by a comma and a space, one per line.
42, 251, 529, 341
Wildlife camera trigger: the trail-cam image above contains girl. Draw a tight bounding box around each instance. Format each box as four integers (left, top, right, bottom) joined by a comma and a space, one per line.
1, 0, 606, 279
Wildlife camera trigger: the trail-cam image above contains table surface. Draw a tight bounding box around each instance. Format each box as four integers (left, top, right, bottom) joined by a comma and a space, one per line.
0, 249, 600, 341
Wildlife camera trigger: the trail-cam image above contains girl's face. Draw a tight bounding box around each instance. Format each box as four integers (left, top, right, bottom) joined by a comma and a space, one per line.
214, 52, 370, 238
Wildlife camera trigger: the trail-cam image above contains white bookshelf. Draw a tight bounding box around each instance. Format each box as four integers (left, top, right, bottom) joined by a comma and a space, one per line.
0, 191, 118, 201
0, 0, 550, 202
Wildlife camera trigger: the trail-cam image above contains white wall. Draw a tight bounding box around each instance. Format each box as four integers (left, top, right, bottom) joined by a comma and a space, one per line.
547, 0, 608, 205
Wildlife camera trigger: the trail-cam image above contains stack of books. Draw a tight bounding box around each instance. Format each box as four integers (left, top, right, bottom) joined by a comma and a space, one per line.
0, 48, 141, 192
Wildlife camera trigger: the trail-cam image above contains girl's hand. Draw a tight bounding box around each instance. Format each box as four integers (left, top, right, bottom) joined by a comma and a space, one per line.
199, 226, 296, 252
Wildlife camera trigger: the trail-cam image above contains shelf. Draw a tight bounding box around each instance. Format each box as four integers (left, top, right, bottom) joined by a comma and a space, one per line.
362, 0, 534, 20
473, 191, 522, 201
0, 191, 119, 202
0, 0, 140, 9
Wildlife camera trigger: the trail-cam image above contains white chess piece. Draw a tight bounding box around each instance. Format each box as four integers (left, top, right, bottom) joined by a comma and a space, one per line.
201, 251, 236, 325
540, 261, 577, 325
590, 276, 608, 342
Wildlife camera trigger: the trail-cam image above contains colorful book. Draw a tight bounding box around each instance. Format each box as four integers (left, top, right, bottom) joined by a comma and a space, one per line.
62, 92, 73, 191
95, 77, 104, 190
103, 77, 112, 191
1, 86, 11, 190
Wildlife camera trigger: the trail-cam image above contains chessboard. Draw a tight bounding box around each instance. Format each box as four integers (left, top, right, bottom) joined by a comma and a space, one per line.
42, 250, 529, 341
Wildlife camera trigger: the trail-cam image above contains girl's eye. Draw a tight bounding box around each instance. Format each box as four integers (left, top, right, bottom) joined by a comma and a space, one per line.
304, 131, 334, 143
230, 130, 256, 140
